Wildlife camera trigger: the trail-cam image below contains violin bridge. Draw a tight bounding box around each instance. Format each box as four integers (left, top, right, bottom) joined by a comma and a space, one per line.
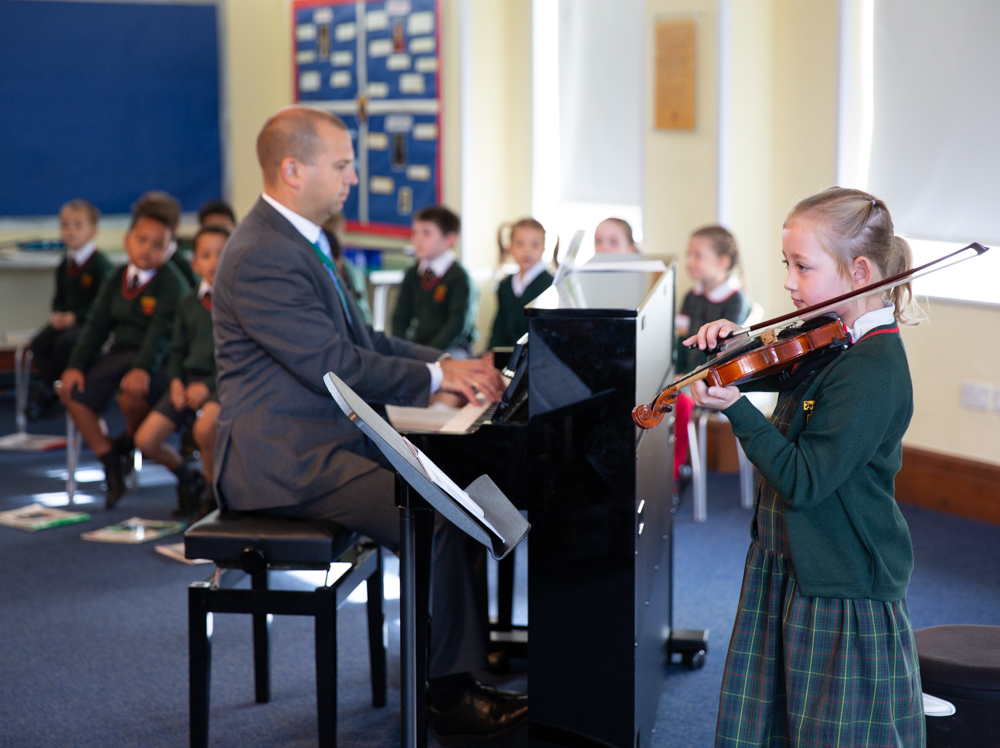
760, 329, 778, 345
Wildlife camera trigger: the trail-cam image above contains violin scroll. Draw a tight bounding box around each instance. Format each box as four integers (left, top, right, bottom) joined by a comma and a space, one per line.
632, 393, 676, 430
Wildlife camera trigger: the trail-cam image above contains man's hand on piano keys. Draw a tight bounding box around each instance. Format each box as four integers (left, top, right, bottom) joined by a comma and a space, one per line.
439, 356, 506, 404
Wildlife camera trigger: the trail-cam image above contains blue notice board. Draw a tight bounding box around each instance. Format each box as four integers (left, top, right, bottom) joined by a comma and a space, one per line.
293, 0, 441, 238
0, 0, 223, 217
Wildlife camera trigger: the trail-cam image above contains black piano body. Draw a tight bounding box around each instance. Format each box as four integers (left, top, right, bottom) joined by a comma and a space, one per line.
413, 262, 676, 748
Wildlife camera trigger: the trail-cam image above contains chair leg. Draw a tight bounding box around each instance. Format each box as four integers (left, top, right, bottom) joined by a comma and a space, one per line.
65, 412, 79, 506
688, 418, 706, 522
189, 582, 213, 748
366, 548, 387, 708
314, 585, 337, 748
251, 571, 271, 703
735, 439, 754, 509
496, 553, 515, 632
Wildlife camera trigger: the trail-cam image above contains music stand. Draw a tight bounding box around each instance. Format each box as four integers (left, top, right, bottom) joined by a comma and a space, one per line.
324, 373, 530, 748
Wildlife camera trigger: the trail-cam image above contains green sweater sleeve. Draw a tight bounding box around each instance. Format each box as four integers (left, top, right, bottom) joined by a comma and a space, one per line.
67, 274, 116, 372
428, 270, 475, 350
53, 261, 69, 312
134, 272, 184, 374
391, 270, 416, 338
723, 349, 899, 510
167, 304, 189, 382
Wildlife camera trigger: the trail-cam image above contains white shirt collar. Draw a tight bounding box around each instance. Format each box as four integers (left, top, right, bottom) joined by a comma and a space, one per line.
849, 304, 896, 344
694, 274, 742, 304
262, 192, 322, 245
511, 259, 549, 298
418, 250, 456, 278
66, 241, 96, 267
126, 263, 157, 288
163, 240, 178, 262
198, 279, 212, 299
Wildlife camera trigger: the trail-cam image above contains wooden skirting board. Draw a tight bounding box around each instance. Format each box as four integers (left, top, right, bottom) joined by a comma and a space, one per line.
896, 446, 1000, 527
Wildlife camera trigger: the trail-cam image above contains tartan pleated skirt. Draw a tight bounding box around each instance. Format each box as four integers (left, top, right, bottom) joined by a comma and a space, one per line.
715, 386, 925, 748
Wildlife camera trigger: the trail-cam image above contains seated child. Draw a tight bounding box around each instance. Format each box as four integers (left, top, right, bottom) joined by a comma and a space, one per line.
59, 201, 187, 509
29, 199, 113, 415
198, 199, 237, 232
135, 191, 198, 288
391, 205, 477, 355
489, 218, 554, 348
323, 213, 373, 325
594, 217, 640, 255
673, 225, 750, 483
676, 225, 750, 374
134, 227, 227, 517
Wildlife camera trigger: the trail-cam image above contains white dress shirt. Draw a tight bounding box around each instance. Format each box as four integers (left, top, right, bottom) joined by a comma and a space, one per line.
848, 304, 896, 344
511, 259, 549, 298
67, 241, 97, 267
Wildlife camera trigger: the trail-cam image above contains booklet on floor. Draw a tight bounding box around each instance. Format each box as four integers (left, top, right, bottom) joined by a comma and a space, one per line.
81, 517, 186, 544
0, 503, 91, 531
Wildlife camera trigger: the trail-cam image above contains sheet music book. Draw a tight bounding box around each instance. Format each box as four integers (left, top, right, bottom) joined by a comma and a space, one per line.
0, 503, 90, 531
82, 518, 186, 544
325, 372, 530, 559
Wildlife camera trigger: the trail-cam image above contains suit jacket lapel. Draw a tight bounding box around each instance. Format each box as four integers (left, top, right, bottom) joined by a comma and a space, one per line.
252, 198, 371, 349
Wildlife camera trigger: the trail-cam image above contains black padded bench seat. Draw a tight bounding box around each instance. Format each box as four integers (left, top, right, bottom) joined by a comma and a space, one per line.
184, 508, 386, 748
915, 624, 1000, 747
184, 509, 358, 569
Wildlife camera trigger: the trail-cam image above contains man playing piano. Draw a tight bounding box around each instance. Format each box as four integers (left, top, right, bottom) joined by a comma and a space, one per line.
212, 105, 526, 741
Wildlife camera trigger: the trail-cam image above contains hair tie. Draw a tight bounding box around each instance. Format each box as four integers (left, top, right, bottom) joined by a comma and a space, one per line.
871, 199, 877, 207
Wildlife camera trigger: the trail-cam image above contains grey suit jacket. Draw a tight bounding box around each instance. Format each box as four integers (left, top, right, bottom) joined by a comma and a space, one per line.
213, 198, 439, 510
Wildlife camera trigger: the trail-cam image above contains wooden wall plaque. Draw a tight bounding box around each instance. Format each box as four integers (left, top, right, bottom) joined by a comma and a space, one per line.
654, 18, 697, 130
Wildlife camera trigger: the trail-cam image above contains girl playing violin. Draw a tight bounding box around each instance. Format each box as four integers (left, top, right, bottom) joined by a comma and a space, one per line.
688, 188, 924, 747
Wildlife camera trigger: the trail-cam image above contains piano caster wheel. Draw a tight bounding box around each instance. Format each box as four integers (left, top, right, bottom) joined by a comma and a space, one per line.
683, 651, 706, 670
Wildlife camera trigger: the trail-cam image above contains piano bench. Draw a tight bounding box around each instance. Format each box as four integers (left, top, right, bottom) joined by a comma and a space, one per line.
184, 509, 387, 748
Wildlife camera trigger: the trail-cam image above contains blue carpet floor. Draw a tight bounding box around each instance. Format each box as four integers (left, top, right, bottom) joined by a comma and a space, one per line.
1, 400, 999, 747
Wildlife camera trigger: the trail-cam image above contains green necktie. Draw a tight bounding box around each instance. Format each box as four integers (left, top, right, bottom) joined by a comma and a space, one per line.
310, 240, 357, 333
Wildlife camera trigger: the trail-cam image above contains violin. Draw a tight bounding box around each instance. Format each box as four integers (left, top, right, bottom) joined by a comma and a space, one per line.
633, 241, 990, 430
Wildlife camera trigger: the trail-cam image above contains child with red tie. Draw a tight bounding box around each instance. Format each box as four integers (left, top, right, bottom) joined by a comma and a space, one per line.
29, 200, 113, 416
134, 226, 228, 517
391, 205, 478, 356
60, 202, 187, 509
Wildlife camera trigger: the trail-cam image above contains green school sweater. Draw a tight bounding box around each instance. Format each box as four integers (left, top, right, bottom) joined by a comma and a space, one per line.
676, 287, 750, 374
52, 250, 114, 322
67, 264, 187, 375
391, 261, 477, 350
724, 324, 914, 601
169, 250, 198, 288
488, 270, 553, 348
167, 289, 216, 390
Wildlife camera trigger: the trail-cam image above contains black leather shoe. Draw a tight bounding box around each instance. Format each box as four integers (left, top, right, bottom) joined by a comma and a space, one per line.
428, 680, 528, 743
101, 451, 126, 510
173, 465, 205, 517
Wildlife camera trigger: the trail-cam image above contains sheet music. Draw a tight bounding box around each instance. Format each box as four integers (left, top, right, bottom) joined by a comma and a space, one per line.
402, 437, 506, 542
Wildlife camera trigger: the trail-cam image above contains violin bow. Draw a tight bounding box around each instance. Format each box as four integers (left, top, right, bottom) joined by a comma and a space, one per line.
709, 242, 989, 353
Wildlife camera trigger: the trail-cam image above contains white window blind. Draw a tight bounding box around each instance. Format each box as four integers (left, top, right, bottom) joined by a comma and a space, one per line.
557, 0, 643, 206
867, 0, 1000, 246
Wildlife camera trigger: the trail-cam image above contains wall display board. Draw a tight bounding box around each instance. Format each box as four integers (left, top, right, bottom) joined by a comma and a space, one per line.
0, 0, 223, 217
654, 18, 697, 131
293, 0, 442, 238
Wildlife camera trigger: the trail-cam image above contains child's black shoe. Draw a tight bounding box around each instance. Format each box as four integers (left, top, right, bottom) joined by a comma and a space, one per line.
101, 450, 126, 510
173, 463, 205, 517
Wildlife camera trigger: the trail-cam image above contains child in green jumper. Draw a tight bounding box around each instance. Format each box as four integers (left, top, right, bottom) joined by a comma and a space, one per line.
135, 227, 227, 516
60, 203, 187, 509
391, 205, 477, 355
29, 199, 113, 414
689, 188, 924, 748
489, 217, 553, 348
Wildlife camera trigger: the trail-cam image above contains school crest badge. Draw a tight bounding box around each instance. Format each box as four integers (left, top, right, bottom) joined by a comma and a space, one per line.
434, 285, 447, 303
803, 400, 815, 423
81, 273, 93, 289
140, 296, 157, 316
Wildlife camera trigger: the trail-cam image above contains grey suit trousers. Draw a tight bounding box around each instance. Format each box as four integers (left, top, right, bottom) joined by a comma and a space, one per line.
265, 462, 489, 679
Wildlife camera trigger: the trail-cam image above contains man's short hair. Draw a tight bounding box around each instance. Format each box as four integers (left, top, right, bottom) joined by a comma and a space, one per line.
132, 191, 181, 231
256, 106, 349, 183
414, 205, 461, 236
193, 225, 231, 252
60, 199, 100, 224
198, 199, 236, 225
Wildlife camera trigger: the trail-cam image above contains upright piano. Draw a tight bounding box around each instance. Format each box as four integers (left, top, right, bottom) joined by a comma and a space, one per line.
411, 261, 677, 748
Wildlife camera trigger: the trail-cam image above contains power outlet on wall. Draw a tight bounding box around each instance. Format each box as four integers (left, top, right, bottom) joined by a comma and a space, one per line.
995, 386, 1000, 413
961, 381, 992, 411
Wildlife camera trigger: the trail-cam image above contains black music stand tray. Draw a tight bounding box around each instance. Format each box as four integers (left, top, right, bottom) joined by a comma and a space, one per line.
325, 373, 530, 748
